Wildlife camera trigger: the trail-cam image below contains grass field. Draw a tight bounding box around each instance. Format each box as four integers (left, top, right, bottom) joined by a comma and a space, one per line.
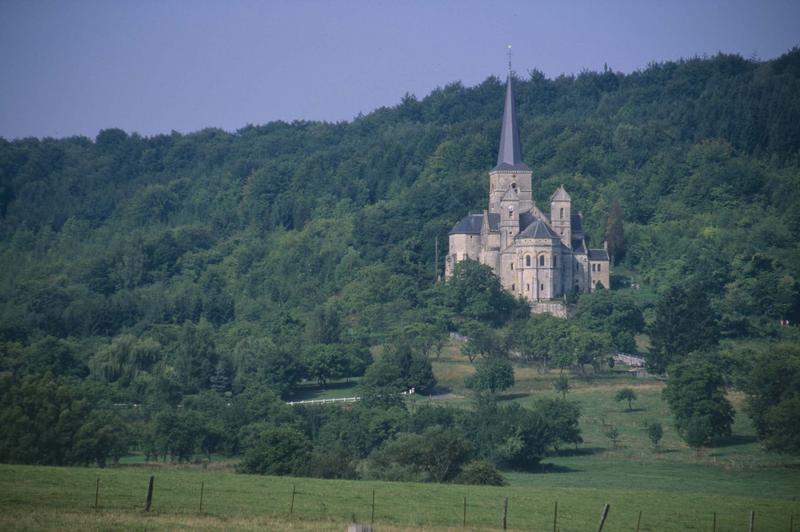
1, 463, 798, 531
3, 340, 799, 530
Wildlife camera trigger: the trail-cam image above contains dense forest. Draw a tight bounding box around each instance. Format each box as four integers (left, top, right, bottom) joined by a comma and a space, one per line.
1, 49, 800, 473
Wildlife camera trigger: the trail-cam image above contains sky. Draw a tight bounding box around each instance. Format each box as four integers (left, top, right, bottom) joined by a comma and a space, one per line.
1, 0, 798, 140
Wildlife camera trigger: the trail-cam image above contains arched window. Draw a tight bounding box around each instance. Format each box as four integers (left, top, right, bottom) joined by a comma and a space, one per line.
525, 255, 531, 267
510, 263, 514, 270
539, 255, 545, 267
560, 207, 564, 219
597, 264, 601, 272
511, 283, 515, 291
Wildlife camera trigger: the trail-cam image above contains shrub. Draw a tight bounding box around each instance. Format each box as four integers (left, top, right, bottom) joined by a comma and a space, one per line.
456, 460, 506, 486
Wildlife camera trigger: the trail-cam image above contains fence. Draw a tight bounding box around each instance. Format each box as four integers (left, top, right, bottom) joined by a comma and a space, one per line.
83, 473, 797, 532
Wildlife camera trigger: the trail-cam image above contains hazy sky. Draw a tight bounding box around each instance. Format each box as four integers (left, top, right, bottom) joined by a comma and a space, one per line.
1, 0, 798, 139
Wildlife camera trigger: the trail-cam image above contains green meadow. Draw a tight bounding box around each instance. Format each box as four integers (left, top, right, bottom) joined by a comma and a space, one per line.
1, 462, 798, 531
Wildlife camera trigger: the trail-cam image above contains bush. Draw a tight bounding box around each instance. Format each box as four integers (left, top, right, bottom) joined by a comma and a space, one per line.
456, 460, 506, 486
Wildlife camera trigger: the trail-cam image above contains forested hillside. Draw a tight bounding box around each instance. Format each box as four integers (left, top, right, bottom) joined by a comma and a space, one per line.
1, 50, 800, 468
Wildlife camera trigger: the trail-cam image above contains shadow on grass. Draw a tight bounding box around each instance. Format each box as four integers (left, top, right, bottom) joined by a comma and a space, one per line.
711, 434, 758, 448
555, 447, 605, 457
532, 462, 583, 474
497, 392, 531, 401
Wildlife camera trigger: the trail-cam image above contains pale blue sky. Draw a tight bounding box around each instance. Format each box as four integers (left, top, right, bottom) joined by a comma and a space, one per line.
1, 0, 798, 139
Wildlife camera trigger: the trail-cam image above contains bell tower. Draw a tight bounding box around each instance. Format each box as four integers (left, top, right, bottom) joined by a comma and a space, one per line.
488, 73, 532, 217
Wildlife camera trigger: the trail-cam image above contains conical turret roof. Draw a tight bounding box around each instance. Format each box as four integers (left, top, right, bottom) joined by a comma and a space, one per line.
493, 75, 530, 172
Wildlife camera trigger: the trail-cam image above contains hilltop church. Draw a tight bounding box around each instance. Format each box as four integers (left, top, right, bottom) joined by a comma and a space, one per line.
445, 75, 609, 316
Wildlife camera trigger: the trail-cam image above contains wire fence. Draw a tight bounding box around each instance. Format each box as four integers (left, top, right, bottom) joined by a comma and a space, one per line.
82, 473, 799, 532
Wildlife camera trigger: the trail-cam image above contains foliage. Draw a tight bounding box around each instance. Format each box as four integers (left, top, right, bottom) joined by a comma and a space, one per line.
646, 421, 664, 449
606, 199, 625, 265
574, 290, 644, 353
367, 426, 471, 482
604, 425, 620, 447
1, 50, 800, 466
743, 342, 800, 453
662, 354, 735, 446
647, 286, 720, 374
615, 388, 637, 411
455, 460, 506, 486
465, 356, 514, 395
360, 342, 436, 394
237, 425, 312, 476
553, 375, 570, 398
445, 260, 529, 326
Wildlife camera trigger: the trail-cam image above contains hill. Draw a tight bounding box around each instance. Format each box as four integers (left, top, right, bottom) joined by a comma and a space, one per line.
1, 49, 800, 472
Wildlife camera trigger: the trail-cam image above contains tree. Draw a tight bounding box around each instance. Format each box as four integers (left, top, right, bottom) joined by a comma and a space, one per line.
574, 290, 644, 352
553, 375, 570, 399
646, 421, 664, 450
744, 343, 800, 453
662, 354, 734, 446
536, 398, 583, 451
445, 259, 528, 325
368, 426, 471, 482
305, 344, 347, 386
238, 426, 312, 476
361, 342, 436, 395
647, 285, 719, 374
615, 388, 637, 411
465, 357, 514, 395
606, 198, 625, 265
459, 320, 506, 362
604, 425, 620, 447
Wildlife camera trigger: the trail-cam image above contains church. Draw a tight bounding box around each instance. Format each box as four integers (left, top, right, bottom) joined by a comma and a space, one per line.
445, 74, 610, 316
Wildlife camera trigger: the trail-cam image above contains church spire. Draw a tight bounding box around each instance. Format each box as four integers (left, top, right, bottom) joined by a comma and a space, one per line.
494, 73, 530, 172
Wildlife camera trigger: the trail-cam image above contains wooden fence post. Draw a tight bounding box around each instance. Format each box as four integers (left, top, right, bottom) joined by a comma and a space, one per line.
94, 478, 99, 510
553, 501, 558, 532
199, 481, 204, 513
713, 511, 717, 532
371, 489, 375, 524
596, 503, 610, 532
502, 497, 508, 530
749, 510, 755, 532
463, 496, 467, 528
790, 513, 794, 532
144, 476, 154, 512
636, 510, 642, 532
290, 484, 296, 515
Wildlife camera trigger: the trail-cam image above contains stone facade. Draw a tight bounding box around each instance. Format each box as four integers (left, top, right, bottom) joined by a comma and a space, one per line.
445, 75, 610, 315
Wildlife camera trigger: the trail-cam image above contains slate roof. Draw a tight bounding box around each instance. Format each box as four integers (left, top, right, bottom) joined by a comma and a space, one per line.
588, 248, 610, 261
519, 211, 535, 230
572, 238, 587, 253
493, 76, 531, 172
449, 213, 499, 235
516, 219, 560, 240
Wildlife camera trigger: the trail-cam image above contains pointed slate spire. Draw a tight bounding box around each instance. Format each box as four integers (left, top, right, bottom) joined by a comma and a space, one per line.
494, 75, 530, 172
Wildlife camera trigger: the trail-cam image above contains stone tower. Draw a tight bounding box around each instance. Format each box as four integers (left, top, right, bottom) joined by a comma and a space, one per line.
550, 185, 571, 246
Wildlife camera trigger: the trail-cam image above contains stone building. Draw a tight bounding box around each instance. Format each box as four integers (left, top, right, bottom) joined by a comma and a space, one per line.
445, 74, 609, 316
